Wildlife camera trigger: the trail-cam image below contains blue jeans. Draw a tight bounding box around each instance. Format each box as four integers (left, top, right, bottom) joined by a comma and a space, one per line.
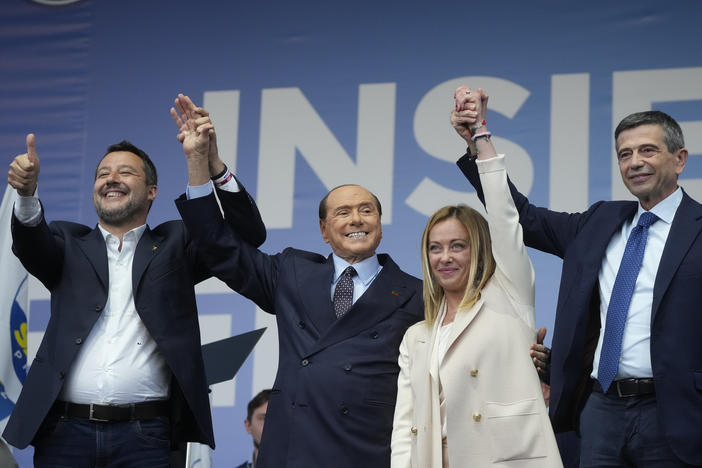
579, 390, 693, 467
33, 414, 171, 468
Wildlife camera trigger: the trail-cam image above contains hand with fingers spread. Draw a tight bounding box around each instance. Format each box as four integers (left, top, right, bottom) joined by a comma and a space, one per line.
8, 134, 41, 196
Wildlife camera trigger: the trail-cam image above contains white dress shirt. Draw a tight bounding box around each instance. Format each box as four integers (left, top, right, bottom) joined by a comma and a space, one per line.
14, 172, 241, 405
592, 187, 682, 380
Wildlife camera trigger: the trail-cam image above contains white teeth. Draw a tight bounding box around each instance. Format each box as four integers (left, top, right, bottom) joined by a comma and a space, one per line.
105, 192, 124, 198
346, 232, 367, 238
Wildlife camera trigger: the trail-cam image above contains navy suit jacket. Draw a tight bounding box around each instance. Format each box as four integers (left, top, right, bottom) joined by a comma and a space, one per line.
459, 154, 702, 464
3, 188, 266, 450
177, 193, 424, 468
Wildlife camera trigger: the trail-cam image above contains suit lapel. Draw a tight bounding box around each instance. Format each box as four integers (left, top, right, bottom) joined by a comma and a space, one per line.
296, 255, 336, 335
307, 256, 415, 355
652, 192, 702, 322
444, 296, 484, 358
76, 227, 109, 292
132, 227, 163, 296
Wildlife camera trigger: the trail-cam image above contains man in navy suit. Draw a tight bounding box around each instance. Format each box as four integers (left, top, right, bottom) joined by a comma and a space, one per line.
457, 91, 701, 466
177, 148, 424, 467
3, 96, 266, 467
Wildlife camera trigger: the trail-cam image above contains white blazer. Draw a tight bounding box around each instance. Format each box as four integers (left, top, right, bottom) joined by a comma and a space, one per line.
391, 155, 562, 468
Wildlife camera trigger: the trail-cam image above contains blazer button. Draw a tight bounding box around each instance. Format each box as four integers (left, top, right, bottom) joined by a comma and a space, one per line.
340, 406, 349, 415
370, 330, 379, 339
298, 321, 306, 329
95, 305, 102, 312
470, 369, 479, 377
410, 426, 418, 435
75, 338, 83, 345
58, 371, 65, 379
472, 413, 482, 422
301, 359, 309, 366
343, 363, 352, 372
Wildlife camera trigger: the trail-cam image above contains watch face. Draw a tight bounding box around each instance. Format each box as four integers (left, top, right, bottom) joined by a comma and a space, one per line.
30, 0, 83, 5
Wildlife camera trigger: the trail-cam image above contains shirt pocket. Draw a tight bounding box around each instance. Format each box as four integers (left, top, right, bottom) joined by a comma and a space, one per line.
485, 397, 546, 462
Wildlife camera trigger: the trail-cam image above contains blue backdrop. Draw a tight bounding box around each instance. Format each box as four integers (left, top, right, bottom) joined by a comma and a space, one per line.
1, 0, 701, 466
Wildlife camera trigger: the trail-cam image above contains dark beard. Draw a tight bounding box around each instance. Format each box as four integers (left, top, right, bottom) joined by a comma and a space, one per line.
94, 197, 139, 226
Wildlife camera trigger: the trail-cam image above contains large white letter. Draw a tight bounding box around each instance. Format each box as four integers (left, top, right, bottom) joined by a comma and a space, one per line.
257, 84, 396, 228
407, 77, 533, 216
550, 73, 590, 211
612, 67, 702, 200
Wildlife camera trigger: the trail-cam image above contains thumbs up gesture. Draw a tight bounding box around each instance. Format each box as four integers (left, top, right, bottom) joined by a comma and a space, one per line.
8, 134, 41, 196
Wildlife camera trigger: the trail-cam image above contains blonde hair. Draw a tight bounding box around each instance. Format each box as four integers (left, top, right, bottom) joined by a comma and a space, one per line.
421, 205, 496, 325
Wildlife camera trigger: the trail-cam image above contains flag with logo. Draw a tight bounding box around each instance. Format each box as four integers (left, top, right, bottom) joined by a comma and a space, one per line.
0, 184, 29, 434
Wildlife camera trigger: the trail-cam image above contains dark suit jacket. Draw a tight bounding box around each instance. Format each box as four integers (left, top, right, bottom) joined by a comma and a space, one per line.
2, 187, 266, 450
176, 193, 424, 468
459, 154, 702, 465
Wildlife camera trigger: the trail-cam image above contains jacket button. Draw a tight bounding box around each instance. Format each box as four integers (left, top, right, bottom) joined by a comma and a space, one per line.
340, 406, 349, 415
410, 426, 418, 435
472, 413, 482, 422
95, 305, 102, 312
298, 321, 306, 329
470, 369, 479, 377
75, 338, 83, 345
370, 330, 379, 339
343, 363, 352, 372
59, 371, 65, 379
301, 359, 309, 366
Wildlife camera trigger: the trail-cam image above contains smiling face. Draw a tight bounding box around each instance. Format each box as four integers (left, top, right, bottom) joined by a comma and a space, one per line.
616, 124, 687, 210
427, 217, 471, 297
93, 151, 157, 230
319, 185, 382, 264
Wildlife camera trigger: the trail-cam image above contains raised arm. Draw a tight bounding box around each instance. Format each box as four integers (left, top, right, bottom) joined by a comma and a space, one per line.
8, 134, 64, 288
452, 87, 535, 317
172, 93, 266, 247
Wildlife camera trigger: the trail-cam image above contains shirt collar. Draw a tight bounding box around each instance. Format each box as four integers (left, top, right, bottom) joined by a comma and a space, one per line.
98, 223, 148, 243
635, 186, 682, 226
332, 253, 380, 286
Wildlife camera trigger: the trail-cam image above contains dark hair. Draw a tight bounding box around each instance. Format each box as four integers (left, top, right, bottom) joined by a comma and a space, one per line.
247, 389, 271, 421
318, 184, 382, 220
615, 110, 684, 153
97, 140, 158, 186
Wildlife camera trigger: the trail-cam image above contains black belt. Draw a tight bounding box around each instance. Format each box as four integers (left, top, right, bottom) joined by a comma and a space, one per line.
592, 378, 655, 397
50, 400, 170, 422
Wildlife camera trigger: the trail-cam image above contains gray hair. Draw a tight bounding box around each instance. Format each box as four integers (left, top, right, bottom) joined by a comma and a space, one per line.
615, 110, 684, 153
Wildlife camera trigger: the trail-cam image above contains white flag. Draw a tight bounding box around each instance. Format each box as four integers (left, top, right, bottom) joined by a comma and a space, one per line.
0, 184, 29, 434
187, 442, 212, 468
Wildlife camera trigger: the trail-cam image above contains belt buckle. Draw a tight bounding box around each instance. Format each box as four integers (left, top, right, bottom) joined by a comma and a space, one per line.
89, 403, 109, 422
615, 379, 635, 397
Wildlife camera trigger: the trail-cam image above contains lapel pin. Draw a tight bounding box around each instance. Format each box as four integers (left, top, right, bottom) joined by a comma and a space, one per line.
391, 291, 399, 296
152, 245, 158, 251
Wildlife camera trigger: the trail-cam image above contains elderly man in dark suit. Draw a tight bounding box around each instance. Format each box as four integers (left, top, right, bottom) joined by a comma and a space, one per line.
455, 86, 702, 467
176, 150, 424, 467
2, 95, 266, 467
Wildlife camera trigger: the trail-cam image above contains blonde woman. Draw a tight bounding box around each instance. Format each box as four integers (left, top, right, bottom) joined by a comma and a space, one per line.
391, 86, 561, 467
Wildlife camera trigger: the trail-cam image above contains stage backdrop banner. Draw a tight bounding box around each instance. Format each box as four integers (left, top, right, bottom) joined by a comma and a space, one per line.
1, 0, 701, 466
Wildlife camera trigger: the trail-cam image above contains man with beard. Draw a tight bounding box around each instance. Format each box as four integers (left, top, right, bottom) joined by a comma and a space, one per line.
2, 95, 266, 467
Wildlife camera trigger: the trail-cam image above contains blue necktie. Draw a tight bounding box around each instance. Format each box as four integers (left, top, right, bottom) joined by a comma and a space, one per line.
598, 211, 658, 392
333, 266, 356, 318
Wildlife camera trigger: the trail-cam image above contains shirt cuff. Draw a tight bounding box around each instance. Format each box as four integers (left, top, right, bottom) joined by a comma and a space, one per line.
14, 193, 42, 226
186, 181, 214, 200
212, 170, 240, 193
